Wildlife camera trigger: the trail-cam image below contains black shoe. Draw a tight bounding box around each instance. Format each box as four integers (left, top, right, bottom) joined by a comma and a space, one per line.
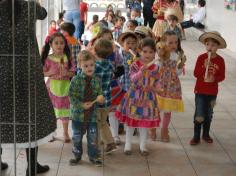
26, 163, 50, 176
90, 158, 103, 167
69, 157, 81, 166
1, 162, 8, 171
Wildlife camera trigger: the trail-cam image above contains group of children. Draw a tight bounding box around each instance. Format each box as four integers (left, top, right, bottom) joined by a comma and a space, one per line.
41, 1, 226, 167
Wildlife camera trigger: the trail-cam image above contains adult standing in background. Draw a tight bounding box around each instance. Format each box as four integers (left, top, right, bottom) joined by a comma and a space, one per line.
142, 0, 155, 28
0, 0, 57, 175
78, 0, 88, 43
63, 0, 80, 39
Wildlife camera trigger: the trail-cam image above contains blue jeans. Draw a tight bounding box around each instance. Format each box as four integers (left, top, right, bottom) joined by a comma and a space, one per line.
72, 121, 100, 160
78, 20, 85, 41
64, 10, 80, 39
193, 94, 217, 139
181, 20, 205, 29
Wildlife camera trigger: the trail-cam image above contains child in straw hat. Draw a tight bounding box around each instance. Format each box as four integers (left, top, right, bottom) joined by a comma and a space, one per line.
190, 31, 226, 145
164, 8, 183, 40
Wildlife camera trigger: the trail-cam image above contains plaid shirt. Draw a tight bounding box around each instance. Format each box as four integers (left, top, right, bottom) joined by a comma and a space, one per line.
69, 73, 103, 122
119, 49, 132, 91
69, 44, 80, 67
95, 60, 113, 108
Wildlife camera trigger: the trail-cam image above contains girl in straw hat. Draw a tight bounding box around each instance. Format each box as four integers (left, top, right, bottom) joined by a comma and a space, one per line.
190, 31, 226, 145
109, 30, 139, 144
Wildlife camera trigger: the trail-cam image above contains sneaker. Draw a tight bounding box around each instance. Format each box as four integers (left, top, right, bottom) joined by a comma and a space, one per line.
190, 138, 200, 145
104, 143, 117, 154
69, 157, 81, 166
202, 136, 213, 143
90, 158, 103, 167
114, 136, 121, 145
1, 162, 8, 171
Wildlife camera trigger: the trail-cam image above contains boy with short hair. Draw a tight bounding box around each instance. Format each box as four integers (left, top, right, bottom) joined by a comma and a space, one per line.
94, 39, 117, 153
69, 50, 104, 166
190, 31, 226, 145
60, 22, 80, 71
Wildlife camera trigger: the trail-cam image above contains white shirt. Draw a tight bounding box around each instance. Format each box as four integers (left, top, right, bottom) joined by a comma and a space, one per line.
63, 0, 80, 11
192, 7, 206, 24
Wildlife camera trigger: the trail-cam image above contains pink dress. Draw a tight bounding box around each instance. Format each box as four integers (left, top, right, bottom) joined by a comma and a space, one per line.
43, 54, 75, 119
115, 60, 161, 128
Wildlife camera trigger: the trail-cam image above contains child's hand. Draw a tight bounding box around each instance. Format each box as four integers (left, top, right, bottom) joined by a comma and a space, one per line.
96, 95, 105, 104
82, 102, 93, 110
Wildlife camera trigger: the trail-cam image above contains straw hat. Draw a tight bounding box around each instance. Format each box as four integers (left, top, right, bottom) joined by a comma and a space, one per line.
134, 26, 150, 37
164, 8, 184, 22
118, 29, 138, 45
199, 31, 227, 49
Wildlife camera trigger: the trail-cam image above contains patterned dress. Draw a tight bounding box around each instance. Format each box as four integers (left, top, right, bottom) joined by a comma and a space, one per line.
44, 54, 75, 119
156, 59, 184, 112
116, 60, 161, 128
0, 1, 56, 148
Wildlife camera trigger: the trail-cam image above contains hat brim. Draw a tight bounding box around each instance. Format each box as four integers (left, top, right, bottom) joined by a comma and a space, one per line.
164, 8, 183, 22
118, 32, 138, 45
199, 32, 227, 49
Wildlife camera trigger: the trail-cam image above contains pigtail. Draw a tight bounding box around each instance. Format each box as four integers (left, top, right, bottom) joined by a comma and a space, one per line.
64, 42, 72, 69
41, 42, 51, 66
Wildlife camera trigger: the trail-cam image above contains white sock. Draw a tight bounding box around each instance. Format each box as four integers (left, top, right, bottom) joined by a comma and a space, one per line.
109, 112, 119, 138
125, 127, 134, 151
139, 128, 148, 151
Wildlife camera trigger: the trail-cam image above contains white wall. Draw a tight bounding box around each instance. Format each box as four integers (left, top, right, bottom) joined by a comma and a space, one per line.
206, 0, 236, 52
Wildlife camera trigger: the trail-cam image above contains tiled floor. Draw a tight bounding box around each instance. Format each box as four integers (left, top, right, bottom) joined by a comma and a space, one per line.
1, 29, 236, 176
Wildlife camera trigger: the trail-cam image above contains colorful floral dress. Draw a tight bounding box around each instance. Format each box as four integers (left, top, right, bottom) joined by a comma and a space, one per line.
115, 60, 161, 128
44, 54, 75, 119
156, 59, 184, 112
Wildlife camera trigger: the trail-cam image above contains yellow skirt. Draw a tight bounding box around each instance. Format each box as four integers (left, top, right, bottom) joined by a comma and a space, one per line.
157, 95, 184, 112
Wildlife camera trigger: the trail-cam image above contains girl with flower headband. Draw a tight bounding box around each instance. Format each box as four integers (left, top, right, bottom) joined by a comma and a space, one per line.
42, 32, 76, 143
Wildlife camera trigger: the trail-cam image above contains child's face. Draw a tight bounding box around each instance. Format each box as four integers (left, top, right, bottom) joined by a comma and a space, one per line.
51, 22, 56, 29
141, 46, 155, 64
108, 15, 113, 22
127, 22, 136, 31
51, 36, 65, 55
167, 18, 177, 28
205, 40, 219, 54
60, 30, 69, 37
116, 19, 123, 27
131, 11, 139, 20
123, 37, 137, 52
80, 59, 95, 76
165, 35, 178, 52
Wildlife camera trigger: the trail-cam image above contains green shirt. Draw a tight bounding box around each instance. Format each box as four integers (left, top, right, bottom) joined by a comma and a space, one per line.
69, 73, 103, 122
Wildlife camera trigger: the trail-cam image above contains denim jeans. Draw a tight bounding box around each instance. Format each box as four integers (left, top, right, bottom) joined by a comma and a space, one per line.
64, 10, 80, 39
72, 121, 100, 160
181, 20, 205, 29
78, 20, 85, 41
193, 94, 217, 139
